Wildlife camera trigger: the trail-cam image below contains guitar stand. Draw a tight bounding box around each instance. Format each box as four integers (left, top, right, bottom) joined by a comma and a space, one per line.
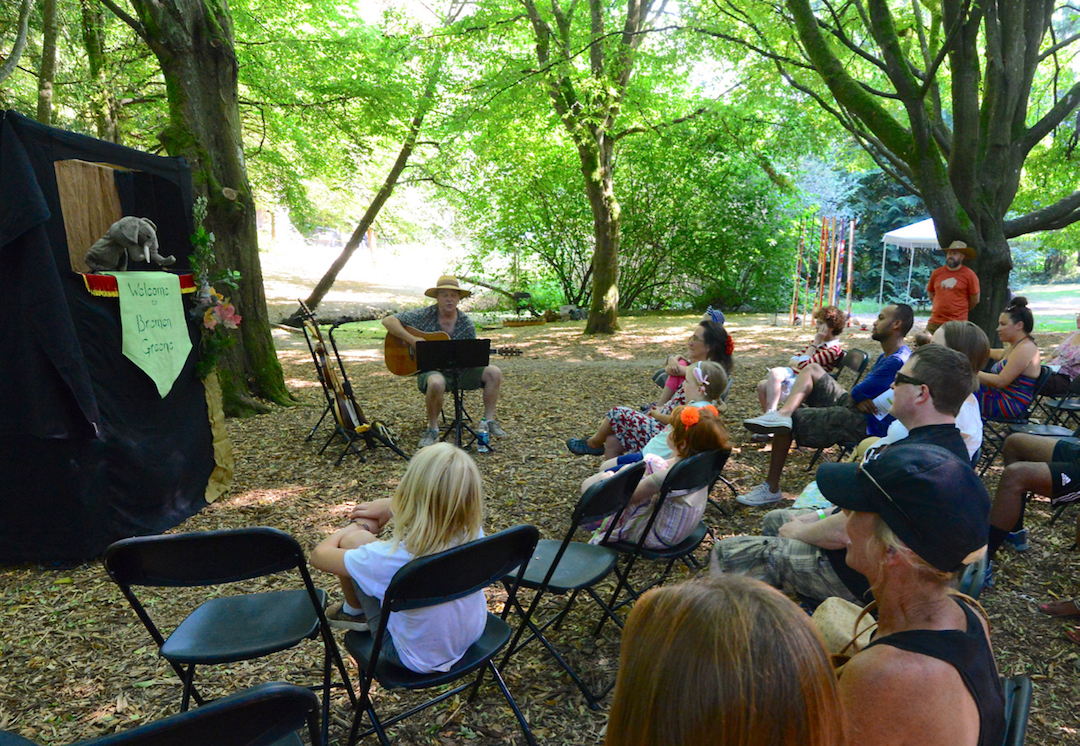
417, 339, 492, 451
299, 302, 408, 464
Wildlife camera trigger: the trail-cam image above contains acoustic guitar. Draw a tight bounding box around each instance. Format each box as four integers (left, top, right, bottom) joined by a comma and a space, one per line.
384, 325, 522, 376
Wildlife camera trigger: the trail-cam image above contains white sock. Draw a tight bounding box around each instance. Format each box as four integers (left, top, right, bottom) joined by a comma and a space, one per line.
342, 601, 364, 617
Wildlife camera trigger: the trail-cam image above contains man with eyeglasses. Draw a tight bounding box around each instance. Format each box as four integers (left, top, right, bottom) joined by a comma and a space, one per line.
738, 303, 915, 506
712, 344, 979, 606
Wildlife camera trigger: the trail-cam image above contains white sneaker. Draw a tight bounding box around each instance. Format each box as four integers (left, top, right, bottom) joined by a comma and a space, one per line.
487, 419, 507, 438
736, 483, 783, 506
417, 427, 439, 449
743, 411, 793, 434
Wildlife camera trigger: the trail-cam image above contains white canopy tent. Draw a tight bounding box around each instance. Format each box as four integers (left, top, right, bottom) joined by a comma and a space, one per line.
878, 218, 941, 308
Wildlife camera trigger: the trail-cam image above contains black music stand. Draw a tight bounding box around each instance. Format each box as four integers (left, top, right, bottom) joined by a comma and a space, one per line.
417, 339, 491, 449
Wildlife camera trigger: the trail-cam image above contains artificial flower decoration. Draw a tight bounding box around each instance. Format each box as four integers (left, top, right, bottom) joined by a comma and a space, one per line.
725, 333, 735, 356
703, 405, 719, 417
680, 407, 700, 427
203, 299, 242, 331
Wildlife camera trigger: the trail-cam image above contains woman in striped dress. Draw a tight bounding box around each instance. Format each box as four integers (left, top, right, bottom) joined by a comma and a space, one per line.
977, 297, 1041, 419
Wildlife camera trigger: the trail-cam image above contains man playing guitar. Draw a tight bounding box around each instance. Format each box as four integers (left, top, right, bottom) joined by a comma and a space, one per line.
382, 275, 506, 449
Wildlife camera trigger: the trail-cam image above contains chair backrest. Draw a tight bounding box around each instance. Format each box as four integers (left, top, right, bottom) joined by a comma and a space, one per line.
104, 527, 305, 588
829, 350, 847, 379
574, 461, 647, 528
1018, 366, 1054, 421
720, 374, 733, 403
386, 525, 540, 613
840, 348, 870, 386
1001, 674, 1032, 746
75, 682, 319, 746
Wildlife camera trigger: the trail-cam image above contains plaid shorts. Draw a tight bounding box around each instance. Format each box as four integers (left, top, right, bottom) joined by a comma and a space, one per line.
791, 375, 867, 448
710, 532, 859, 605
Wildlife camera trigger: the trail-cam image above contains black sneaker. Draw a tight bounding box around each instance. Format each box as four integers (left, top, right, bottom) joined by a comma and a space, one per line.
325, 601, 369, 631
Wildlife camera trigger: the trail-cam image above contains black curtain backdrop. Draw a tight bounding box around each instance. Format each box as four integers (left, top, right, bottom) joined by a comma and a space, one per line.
0, 111, 212, 564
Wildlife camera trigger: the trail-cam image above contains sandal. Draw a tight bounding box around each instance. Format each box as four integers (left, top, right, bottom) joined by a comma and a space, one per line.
1037, 598, 1080, 617
1066, 627, 1080, 646
566, 437, 604, 456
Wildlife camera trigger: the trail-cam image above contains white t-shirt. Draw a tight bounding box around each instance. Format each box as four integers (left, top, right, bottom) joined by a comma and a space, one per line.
876, 395, 983, 461
343, 536, 488, 673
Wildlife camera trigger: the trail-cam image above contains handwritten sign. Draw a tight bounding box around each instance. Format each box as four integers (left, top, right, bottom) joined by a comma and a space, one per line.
104, 272, 192, 398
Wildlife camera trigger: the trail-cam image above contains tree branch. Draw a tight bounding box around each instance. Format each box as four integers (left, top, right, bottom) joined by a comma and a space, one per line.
1004, 189, 1080, 237
0, 0, 34, 86
97, 0, 147, 43
612, 105, 709, 141
1021, 79, 1080, 154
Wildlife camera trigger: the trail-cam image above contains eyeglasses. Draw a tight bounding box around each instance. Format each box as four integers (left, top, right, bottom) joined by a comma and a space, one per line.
893, 371, 927, 388
857, 461, 926, 545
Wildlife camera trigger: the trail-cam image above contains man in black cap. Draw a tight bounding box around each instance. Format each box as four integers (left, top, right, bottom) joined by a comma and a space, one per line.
818, 443, 1003, 746
712, 344, 977, 605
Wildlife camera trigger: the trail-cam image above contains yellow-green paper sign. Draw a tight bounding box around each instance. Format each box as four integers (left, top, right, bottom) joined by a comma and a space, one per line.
105, 272, 192, 397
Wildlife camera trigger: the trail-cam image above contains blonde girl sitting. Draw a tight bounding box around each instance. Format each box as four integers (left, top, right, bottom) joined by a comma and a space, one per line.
311, 442, 486, 674
582, 403, 730, 550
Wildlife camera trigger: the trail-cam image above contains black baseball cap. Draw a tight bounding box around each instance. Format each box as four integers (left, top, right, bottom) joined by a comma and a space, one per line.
817, 443, 990, 572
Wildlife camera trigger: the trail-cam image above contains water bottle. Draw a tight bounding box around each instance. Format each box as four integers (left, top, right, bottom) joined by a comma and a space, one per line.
477, 418, 491, 453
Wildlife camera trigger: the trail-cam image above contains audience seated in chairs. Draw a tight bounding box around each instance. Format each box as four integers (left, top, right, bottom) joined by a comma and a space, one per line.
604, 575, 845, 746
755, 304, 846, 415
712, 344, 978, 608
739, 304, 914, 506
566, 322, 733, 458
581, 403, 729, 550
817, 442, 1005, 746
985, 432, 1080, 617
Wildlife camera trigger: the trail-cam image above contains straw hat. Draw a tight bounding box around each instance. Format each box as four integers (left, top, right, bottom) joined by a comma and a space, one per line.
943, 240, 976, 260
425, 275, 472, 299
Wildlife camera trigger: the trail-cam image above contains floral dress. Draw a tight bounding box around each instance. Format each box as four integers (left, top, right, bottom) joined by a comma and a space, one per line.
606, 388, 687, 453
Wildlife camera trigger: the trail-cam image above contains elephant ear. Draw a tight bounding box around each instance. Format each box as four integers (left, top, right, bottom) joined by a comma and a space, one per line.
141, 218, 158, 235
113, 217, 142, 246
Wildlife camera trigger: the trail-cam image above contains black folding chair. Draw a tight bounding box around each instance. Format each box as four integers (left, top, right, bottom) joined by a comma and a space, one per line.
343, 525, 540, 746
499, 461, 646, 709
102, 527, 355, 746
978, 366, 1053, 475
0, 682, 320, 746
1002, 674, 1033, 746
1035, 374, 1080, 429
598, 450, 731, 630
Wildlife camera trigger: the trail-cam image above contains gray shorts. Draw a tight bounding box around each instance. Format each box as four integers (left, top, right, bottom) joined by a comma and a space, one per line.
791, 375, 867, 448
352, 582, 405, 668
417, 367, 485, 393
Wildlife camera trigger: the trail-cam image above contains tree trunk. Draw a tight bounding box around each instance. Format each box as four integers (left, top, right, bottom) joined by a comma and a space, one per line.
0, 0, 34, 86
283, 50, 446, 326
122, 0, 291, 416
35, 0, 57, 126
966, 227, 1013, 344
579, 137, 620, 333
80, 0, 121, 143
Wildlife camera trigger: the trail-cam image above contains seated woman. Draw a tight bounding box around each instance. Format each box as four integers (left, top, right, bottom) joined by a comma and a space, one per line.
817, 443, 1005, 746
566, 321, 733, 457
1040, 310, 1080, 397
756, 305, 846, 414
582, 402, 729, 550
977, 297, 1041, 418
604, 575, 844, 746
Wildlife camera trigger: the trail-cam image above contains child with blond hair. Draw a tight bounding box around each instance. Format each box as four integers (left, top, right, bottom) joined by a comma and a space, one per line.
311, 442, 486, 673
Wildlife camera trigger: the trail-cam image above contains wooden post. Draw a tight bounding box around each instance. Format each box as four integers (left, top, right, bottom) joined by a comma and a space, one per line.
790, 219, 805, 325
815, 217, 828, 315
845, 218, 856, 321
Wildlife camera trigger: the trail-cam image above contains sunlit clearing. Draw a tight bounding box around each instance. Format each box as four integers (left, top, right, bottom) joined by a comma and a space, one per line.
226, 487, 307, 507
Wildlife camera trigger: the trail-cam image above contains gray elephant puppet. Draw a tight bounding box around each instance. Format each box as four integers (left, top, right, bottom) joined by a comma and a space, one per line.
84, 216, 176, 272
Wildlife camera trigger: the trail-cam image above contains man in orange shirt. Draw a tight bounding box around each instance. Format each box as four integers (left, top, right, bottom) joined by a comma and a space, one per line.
925, 240, 980, 334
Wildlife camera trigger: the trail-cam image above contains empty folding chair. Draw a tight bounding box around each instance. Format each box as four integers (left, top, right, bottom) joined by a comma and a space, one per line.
103, 527, 355, 746
0, 682, 320, 746
599, 450, 731, 627
499, 461, 646, 708
343, 525, 540, 746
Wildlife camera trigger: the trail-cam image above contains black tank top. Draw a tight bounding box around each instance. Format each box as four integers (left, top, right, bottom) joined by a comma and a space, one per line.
865, 598, 1006, 746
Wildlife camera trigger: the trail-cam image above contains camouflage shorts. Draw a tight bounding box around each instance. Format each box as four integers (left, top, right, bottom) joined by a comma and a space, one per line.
792, 375, 867, 448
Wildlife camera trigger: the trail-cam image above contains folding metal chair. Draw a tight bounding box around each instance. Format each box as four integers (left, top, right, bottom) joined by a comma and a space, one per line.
1002, 674, 1033, 746
343, 525, 540, 746
499, 461, 646, 709
1035, 374, 1080, 429
0, 682, 320, 746
598, 450, 731, 629
978, 366, 1053, 475
103, 527, 355, 746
